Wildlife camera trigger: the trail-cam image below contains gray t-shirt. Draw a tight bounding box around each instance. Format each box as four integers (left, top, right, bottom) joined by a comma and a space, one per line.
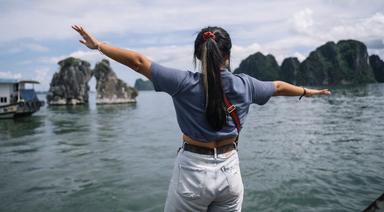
151, 62, 275, 142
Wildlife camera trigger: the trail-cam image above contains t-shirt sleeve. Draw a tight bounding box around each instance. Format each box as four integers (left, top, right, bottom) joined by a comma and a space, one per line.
246, 75, 276, 105
150, 62, 190, 96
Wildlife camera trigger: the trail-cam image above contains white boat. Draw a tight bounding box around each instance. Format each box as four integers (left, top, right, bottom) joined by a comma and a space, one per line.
0, 79, 44, 118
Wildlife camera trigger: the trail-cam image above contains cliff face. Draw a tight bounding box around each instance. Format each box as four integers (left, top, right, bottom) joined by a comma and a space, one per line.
46, 57, 93, 105
233, 52, 280, 81
369, 55, 384, 82
280, 57, 300, 84
93, 59, 138, 104
297, 40, 375, 85
233, 39, 379, 86
134, 78, 154, 91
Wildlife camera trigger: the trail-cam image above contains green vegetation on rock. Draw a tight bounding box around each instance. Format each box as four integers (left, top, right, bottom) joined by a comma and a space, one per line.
280, 57, 300, 84
233, 52, 279, 81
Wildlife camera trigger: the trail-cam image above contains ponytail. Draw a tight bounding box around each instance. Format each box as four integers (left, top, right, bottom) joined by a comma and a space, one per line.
194, 27, 232, 131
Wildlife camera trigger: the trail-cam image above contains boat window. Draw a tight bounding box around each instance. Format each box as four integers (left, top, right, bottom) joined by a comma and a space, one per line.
0, 97, 7, 103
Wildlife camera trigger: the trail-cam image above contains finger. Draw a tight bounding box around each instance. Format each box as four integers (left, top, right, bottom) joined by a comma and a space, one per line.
321, 89, 331, 95
72, 25, 79, 32
79, 39, 86, 44
72, 25, 82, 33
77, 26, 90, 38
79, 27, 91, 38
82, 31, 92, 39
73, 25, 81, 31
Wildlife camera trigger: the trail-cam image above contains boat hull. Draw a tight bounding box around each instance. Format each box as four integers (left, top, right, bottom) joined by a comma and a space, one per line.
0, 101, 44, 119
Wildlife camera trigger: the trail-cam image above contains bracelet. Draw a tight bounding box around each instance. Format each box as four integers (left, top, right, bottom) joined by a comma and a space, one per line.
299, 87, 306, 100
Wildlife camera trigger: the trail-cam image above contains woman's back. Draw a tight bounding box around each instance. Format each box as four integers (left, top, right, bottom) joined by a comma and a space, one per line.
150, 62, 275, 142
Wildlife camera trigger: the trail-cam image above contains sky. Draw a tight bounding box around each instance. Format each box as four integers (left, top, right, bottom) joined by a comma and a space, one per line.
0, 0, 383, 91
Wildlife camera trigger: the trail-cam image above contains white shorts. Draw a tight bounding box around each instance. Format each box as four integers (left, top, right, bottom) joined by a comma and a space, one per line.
164, 146, 244, 212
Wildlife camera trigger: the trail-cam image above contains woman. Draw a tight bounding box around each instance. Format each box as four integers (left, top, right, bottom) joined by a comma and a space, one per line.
72, 25, 330, 211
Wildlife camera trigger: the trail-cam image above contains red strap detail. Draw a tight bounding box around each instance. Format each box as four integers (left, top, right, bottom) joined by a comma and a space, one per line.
223, 95, 241, 133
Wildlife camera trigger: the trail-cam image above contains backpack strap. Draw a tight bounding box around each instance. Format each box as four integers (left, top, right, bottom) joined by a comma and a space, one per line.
223, 95, 241, 143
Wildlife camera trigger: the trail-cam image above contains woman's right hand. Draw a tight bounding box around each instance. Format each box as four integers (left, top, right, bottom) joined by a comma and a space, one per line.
72, 25, 100, 50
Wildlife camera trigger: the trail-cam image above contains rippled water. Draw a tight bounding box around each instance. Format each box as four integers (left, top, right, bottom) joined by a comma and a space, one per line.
1, 84, 383, 212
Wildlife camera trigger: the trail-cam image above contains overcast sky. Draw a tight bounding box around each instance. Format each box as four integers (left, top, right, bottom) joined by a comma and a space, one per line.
0, 0, 383, 91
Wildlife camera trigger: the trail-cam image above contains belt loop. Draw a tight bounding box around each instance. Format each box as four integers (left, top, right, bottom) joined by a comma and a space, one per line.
182, 141, 186, 152
213, 147, 217, 159
177, 142, 186, 154
233, 142, 238, 151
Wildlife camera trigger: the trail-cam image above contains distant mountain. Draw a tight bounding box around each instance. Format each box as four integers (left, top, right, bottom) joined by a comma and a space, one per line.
233, 52, 279, 81
280, 57, 300, 84
234, 39, 381, 85
369, 55, 384, 82
134, 78, 154, 91
297, 40, 375, 85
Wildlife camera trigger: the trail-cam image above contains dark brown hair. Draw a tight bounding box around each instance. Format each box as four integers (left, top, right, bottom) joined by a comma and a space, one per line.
193, 26, 232, 131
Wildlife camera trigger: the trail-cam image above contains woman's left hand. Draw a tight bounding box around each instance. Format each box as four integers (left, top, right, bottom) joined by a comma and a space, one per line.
72, 25, 100, 49
305, 88, 331, 97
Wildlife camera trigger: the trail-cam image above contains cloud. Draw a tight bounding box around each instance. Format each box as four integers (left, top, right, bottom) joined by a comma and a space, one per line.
32, 68, 51, 90
293, 52, 306, 62
292, 8, 314, 33
0, 71, 22, 79
231, 43, 262, 66
38, 50, 107, 65
25, 43, 49, 52
6, 42, 49, 54
325, 12, 384, 41
34, 68, 50, 82
368, 48, 384, 60
290, 10, 384, 47
365, 39, 384, 49
0, 0, 335, 43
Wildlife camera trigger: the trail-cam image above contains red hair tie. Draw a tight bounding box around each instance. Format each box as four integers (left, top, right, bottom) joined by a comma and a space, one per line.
203, 31, 216, 41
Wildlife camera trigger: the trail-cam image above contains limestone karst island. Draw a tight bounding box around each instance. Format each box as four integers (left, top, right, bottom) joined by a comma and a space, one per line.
46, 57, 137, 106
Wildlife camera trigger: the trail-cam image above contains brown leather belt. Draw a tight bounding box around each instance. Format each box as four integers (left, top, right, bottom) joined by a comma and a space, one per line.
182, 134, 237, 149
183, 142, 236, 155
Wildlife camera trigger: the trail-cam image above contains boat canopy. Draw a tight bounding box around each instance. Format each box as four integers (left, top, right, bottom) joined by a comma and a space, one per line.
20, 89, 39, 101
0, 79, 40, 84
19, 80, 40, 84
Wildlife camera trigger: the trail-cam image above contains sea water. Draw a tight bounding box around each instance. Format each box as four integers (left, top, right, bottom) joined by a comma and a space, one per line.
0, 84, 383, 212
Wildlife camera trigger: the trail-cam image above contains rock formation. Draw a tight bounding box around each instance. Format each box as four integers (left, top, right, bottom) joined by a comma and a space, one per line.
234, 39, 380, 86
279, 57, 300, 84
369, 55, 384, 82
93, 59, 138, 104
46, 57, 93, 105
233, 52, 280, 81
134, 78, 154, 91
297, 40, 375, 85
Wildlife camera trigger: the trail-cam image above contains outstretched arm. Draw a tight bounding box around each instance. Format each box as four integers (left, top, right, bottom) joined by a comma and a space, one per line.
273, 81, 331, 97
72, 25, 152, 79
